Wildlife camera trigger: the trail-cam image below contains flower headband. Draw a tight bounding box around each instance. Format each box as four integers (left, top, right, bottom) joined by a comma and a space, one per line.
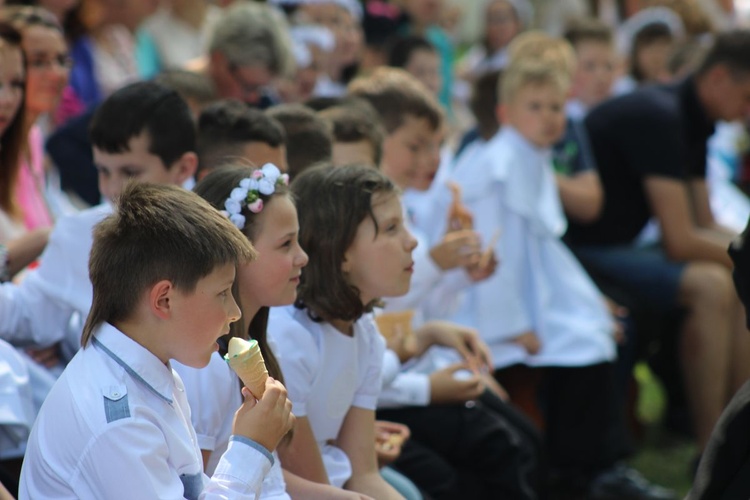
221, 163, 290, 230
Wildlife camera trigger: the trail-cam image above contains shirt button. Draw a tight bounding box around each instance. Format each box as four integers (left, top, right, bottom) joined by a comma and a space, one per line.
112, 392, 120, 398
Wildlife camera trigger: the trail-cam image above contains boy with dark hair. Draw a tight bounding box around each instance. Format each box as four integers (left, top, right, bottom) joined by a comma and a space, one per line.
0, 81, 198, 364
20, 182, 294, 498
318, 99, 385, 167
569, 29, 750, 453
386, 35, 442, 98
196, 100, 287, 178
265, 104, 333, 180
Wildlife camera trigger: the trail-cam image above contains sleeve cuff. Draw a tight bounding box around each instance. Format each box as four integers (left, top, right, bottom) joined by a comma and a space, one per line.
196, 433, 216, 452
351, 394, 379, 410
229, 435, 274, 465
377, 372, 431, 408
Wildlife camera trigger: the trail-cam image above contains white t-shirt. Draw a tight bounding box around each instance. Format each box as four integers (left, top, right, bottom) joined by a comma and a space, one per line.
174, 352, 290, 499
268, 306, 385, 487
20, 323, 273, 499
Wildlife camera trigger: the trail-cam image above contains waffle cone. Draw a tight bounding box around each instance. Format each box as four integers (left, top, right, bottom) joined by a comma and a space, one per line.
225, 339, 268, 398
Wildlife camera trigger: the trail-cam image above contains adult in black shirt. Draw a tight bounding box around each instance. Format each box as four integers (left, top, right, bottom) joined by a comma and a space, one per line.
568, 30, 750, 453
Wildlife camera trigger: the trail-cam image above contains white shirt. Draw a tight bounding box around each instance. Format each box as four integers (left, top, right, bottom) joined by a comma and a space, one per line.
268, 306, 385, 488
449, 127, 616, 369
20, 322, 273, 499
143, 6, 222, 69
0, 339, 34, 460
174, 352, 290, 499
0, 203, 111, 349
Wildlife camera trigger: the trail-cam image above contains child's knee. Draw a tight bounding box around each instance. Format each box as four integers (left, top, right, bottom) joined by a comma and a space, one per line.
680, 263, 734, 310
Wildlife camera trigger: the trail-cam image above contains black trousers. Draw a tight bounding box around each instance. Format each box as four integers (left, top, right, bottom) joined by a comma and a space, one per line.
510, 362, 625, 481
378, 394, 539, 500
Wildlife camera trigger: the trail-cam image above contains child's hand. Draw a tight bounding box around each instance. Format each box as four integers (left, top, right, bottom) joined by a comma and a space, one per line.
429, 230, 481, 270
604, 296, 628, 345
374, 421, 410, 467
465, 250, 498, 282
416, 321, 493, 373
384, 324, 418, 363
511, 331, 541, 355
232, 377, 295, 453
429, 363, 485, 404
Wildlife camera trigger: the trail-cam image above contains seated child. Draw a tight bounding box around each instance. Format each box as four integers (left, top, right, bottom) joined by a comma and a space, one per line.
19, 182, 294, 498
269, 164, 411, 499
449, 57, 674, 499
196, 100, 288, 179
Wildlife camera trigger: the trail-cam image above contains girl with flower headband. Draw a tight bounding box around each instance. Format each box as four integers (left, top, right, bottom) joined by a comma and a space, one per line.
268, 163, 416, 499
175, 164, 370, 499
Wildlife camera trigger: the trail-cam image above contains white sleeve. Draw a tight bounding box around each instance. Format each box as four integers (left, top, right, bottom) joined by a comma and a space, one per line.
377, 371, 431, 409
268, 309, 318, 417
351, 316, 385, 410
0, 217, 83, 347
71, 420, 272, 500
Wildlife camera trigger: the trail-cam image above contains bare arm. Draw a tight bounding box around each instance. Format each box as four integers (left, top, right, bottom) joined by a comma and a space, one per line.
5, 228, 50, 278
645, 176, 732, 267
283, 470, 372, 500
689, 179, 737, 240
337, 407, 404, 499
555, 171, 604, 224
277, 416, 330, 485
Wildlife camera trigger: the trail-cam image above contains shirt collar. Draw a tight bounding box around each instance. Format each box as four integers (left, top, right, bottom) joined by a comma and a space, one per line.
500, 126, 552, 161
92, 323, 175, 404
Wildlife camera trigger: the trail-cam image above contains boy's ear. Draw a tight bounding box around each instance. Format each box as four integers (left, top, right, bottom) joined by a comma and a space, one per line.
173, 152, 199, 184
149, 280, 175, 320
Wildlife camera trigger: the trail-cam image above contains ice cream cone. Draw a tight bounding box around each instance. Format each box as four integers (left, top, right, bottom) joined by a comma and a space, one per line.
224, 337, 268, 398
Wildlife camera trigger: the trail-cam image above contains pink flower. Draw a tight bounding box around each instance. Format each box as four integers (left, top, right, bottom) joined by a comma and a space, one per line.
251, 170, 263, 179
248, 199, 264, 213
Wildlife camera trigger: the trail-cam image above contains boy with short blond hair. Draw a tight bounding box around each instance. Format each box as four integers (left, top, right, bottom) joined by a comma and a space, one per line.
449, 56, 675, 499
20, 182, 294, 498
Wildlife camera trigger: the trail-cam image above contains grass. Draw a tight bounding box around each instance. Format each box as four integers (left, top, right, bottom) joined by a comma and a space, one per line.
628, 363, 697, 498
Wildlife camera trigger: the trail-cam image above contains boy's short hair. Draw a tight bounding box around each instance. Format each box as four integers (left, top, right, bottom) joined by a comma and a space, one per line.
696, 30, 750, 79
266, 104, 333, 179
347, 67, 443, 134
507, 31, 577, 78
291, 163, 398, 322
386, 35, 436, 69
319, 99, 385, 166
153, 69, 217, 108
564, 17, 614, 48
82, 183, 257, 346
89, 81, 196, 169
501, 59, 570, 104
197, 100, 286, 173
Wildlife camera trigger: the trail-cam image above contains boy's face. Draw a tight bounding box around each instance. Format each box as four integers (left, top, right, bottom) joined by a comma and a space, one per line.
332, 140, 376, 167
410, 130, 443, 191
242, 141, 288, 173
169, 263, 241, 368
635, 38, 673, 84
572, 40, 615, 108
405, 49, 442, 97
94, 132, 193, 201
502, 83, 566, 148
381, 115, 435, 189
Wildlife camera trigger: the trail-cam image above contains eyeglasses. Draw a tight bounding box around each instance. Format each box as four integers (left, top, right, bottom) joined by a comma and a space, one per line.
28, 55, 73, 71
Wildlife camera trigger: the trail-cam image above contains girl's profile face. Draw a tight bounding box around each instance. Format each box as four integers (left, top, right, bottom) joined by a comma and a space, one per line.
0, 45, 24, 137
238, 195, 308, 311
486, 1, 520, 53
342, 192, 417, 305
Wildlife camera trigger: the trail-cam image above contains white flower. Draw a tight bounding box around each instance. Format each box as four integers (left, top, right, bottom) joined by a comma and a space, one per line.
224, 198, 241, 214
229, 213, 246, 229
258, 178, 276, 195
246, 178, 260, 191
230, 187, 248, 202
261, 163, 281, 180
239, 178, 252, 189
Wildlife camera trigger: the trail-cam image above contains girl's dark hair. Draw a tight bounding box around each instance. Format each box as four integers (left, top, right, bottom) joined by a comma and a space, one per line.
0, 22, 24, 217
291, 163, 398, 322
194, 164, 291, 383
